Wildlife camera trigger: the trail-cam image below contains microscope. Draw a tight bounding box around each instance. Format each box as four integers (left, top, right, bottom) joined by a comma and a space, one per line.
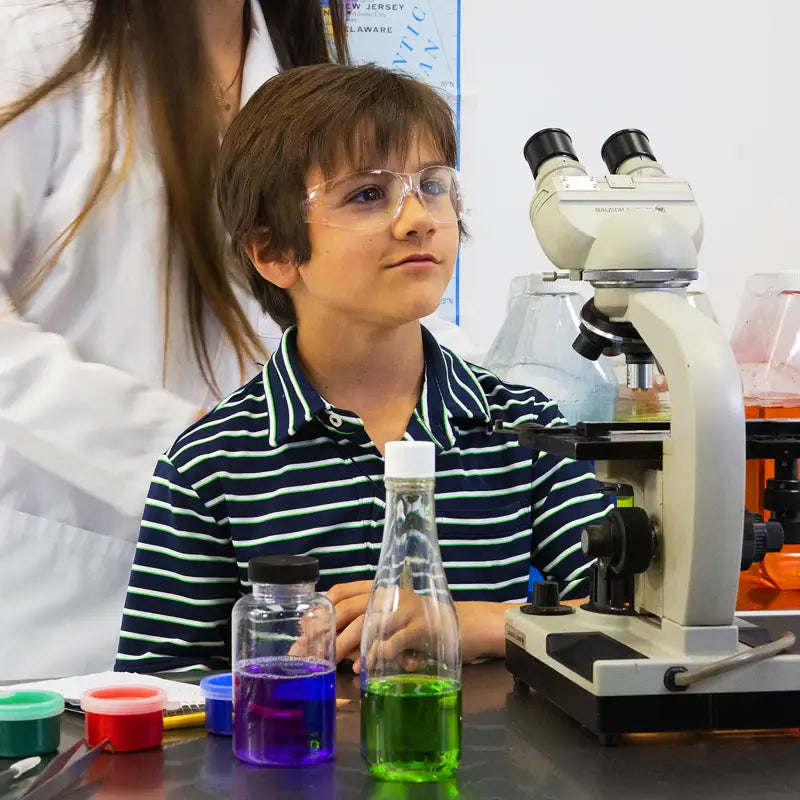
502, 128, 800, 743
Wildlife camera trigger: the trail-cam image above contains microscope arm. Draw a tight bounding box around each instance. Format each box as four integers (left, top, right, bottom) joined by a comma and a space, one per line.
624, 290, 745, 626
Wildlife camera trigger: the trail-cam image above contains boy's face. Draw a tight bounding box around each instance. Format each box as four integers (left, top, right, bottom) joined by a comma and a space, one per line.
292, 139, 459, 331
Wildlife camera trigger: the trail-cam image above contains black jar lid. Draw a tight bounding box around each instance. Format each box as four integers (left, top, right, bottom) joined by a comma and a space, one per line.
248, 555, 319, 584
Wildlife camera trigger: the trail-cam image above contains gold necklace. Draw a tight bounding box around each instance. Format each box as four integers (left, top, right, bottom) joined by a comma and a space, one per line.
212, 58, 244, 113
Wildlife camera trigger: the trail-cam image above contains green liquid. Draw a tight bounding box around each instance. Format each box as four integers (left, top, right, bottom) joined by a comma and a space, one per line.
361, 675, 462, 782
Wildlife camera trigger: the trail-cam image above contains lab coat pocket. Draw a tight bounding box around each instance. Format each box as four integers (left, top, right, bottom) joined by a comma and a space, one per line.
0, 506, 137, 680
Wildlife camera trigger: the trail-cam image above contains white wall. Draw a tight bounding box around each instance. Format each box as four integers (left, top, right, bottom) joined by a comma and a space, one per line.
458, 0, 800, 358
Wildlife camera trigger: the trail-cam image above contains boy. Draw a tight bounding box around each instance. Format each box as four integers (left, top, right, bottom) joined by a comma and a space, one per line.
116, 64, 610, 673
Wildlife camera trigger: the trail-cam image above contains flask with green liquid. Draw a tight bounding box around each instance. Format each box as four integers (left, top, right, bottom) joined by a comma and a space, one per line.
360, 441, 462, 783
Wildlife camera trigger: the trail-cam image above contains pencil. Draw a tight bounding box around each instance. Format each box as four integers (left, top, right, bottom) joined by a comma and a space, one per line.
163, 711, 206, 730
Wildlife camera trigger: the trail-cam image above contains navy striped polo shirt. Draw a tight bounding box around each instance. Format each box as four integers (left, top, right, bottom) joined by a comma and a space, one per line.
117, 325, 610, 672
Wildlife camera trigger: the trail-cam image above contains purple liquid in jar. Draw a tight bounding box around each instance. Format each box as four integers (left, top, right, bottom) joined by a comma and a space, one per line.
233, 657, 336, 766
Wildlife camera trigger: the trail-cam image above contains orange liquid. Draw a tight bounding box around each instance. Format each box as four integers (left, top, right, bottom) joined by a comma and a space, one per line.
738, 404, 800, 610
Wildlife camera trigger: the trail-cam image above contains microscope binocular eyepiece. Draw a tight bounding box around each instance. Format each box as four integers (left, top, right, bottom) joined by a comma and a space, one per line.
601, 129, 657, 174
523, 128, 580, 179
525, 128, 658, 180
523, 126, 686, 392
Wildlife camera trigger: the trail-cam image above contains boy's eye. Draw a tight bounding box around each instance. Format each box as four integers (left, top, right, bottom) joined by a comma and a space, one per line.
421, 178, 447, 197
347, 185, 385, 204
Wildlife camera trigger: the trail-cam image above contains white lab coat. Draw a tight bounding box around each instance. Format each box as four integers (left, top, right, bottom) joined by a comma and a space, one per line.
0, 1, 477, 681
0, 0, 283, 680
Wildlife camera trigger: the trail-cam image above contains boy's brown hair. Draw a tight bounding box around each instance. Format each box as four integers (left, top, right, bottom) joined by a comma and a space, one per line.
216, 63, 459, 330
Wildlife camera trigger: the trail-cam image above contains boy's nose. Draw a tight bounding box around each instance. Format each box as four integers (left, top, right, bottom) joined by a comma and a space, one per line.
392, 189, 437, 239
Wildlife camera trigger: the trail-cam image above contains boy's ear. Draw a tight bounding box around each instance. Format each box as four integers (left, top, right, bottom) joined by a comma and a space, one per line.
244, 227, 300, 289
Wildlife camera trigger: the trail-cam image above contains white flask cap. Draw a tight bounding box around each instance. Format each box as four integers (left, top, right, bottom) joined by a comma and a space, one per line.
384, 441, 435, 479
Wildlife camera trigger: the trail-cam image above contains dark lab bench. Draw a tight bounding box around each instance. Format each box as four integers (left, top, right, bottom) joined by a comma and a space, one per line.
4, 651, 800, 800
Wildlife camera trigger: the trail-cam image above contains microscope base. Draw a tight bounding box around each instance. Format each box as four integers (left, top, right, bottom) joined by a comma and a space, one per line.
505, 608, 800, 742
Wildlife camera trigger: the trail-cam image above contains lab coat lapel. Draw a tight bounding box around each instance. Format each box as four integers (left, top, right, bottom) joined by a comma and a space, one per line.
241, 0, 280, 108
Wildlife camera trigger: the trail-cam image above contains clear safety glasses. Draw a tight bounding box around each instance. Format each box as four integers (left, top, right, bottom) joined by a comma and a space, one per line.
303, 165, 463, 231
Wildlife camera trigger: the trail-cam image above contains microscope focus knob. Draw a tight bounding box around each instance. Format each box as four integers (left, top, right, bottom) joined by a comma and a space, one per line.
741, 512, 784, 570
761, 522, 784, 558
581, 507, 654, 575
532, 578, 561, 608
582, 525, 615, 559
521, 577, 574, 616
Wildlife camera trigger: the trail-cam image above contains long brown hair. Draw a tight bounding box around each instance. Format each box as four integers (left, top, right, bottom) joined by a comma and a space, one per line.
0, 0, 348, 394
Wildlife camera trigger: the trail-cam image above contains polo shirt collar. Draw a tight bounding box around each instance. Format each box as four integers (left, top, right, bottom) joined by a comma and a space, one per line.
262, 325, 492, 448
418, 325, 492, 448
262, 327, 328, 447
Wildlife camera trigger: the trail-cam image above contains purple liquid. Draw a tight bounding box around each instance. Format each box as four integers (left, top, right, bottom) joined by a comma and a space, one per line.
233, 657, 336, 766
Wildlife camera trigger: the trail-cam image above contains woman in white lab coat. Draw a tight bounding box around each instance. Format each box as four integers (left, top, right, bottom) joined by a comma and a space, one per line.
0, 0, 348, 680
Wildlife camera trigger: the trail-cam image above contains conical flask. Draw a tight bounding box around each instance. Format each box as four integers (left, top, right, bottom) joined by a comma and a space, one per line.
484, 274, 617, 425
360, 441, 461, 783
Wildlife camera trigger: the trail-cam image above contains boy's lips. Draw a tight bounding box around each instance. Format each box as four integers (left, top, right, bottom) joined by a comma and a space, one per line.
388, 253, 440, 268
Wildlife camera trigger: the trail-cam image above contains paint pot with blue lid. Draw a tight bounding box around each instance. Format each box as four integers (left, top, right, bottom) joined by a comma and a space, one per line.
0, 690, 64, 757
200, 674, 233, 736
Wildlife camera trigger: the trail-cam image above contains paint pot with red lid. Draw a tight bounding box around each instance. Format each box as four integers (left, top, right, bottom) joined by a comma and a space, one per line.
80, 686, 166, 752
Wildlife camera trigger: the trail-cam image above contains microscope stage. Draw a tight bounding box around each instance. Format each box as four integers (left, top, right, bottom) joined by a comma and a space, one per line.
510, 419, 800, 462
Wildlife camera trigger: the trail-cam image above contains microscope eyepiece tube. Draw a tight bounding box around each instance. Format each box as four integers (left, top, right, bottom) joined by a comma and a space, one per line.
601, 129, 657, 174
523, 128, 579, 179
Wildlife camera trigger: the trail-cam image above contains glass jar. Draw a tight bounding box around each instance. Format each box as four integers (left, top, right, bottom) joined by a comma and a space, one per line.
232, 555, 336, 766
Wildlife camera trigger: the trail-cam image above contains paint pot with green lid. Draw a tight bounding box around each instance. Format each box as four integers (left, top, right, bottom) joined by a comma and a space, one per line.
0, 690, 64, 757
